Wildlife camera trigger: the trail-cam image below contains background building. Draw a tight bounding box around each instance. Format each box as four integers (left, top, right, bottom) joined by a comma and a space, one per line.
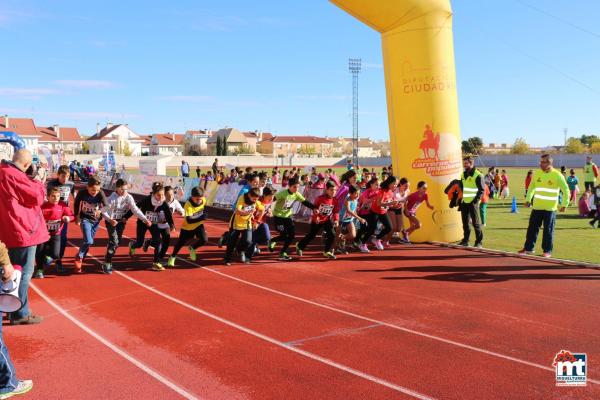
259, 135, 334, 157
86, 123, 145, 155
149, 133, 184, 155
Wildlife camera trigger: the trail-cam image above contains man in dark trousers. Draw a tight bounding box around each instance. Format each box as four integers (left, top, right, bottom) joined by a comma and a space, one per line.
459, 156, 484, 248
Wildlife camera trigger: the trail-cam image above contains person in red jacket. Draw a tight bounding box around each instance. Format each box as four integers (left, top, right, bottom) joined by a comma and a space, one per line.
34, 186, 74, 279
0, 149, 48, 325
295, 181, 339, 259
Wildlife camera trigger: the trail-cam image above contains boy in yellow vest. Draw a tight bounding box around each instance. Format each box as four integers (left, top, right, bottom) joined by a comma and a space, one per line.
519, 154, 570, 258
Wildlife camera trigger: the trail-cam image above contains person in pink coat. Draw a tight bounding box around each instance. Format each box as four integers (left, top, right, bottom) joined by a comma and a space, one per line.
0, 149, 48, 325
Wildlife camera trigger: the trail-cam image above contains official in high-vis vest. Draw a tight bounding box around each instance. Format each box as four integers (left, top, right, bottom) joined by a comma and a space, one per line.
519, 154, 570, 258
583, 156, 598, 192
458, 156, 484, 247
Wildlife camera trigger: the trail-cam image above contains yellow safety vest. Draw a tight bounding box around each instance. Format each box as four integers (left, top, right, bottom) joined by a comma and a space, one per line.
461, 169, 481, 204
526, 168, 570, 211
584, 163, 596, 183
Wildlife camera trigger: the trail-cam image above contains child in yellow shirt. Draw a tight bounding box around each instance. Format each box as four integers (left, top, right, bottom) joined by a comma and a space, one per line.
168, 187, 207, 267
225, 187, 264, 265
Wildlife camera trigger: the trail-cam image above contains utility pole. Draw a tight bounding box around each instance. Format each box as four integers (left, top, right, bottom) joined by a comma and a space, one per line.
349, 58, 361, 167
563, 128, 568, 146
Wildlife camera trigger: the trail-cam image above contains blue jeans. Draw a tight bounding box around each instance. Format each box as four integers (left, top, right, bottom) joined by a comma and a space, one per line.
78, 219, 100, 259
524, 209, 556, 253
8, 246, 36, 320
0, 322, 18, 394
59, 222, 68, 260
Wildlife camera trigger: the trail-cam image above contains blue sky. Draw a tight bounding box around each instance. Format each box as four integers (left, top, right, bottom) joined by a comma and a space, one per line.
0, 0, 598, 146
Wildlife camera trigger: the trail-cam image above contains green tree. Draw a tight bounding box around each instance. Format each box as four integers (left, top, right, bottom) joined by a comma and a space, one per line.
216, 136, 222, 156
461, 136, 484, 155
580, 134, 600, 147
510, 138, 531, 154
564, 137, 586, 154
122, 142, 133, 156
223, 136, 228, 155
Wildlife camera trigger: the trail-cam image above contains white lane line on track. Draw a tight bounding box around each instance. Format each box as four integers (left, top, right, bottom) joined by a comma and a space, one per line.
283, 324, 383, 347
102, 228, 600, 384
72, 244, 435, 400
31, 282, 200, 400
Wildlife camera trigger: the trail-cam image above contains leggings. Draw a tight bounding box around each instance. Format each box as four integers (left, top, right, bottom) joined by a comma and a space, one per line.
298, 221, 335, 253
172, 225, 207, 257
271, 217, 295, 254
131, 222, 163, 262
105, 220, 126, 264
362, 212, 392, 242
36, 235, 61, 269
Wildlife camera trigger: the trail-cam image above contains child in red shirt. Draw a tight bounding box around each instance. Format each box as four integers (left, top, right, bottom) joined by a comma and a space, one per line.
296, 181, 339, 259
402, 181, 434, 243
360, 176, 398, 251
355, 177, 379, 251
35, 186, 74, 278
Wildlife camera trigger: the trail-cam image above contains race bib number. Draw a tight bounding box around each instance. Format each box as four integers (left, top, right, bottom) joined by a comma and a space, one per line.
192, 210, 204, 218
283, 199, 295, 210
145, 211, 159, 223
81, 201, 98, 214
318, 204, 334, 216
59, 186, 71, 201
242, 205, 255, 213
361, 200, 373, 210
46, 220, 61, 232
111, 210, 125, 220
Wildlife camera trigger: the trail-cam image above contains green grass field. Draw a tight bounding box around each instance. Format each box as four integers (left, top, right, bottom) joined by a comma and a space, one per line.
125, 165, 598, 264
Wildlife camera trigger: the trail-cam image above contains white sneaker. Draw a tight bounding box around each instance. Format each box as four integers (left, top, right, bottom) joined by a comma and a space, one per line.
371, 237, 384, 250
0, 380, 33, 399
359, 244, 370, 253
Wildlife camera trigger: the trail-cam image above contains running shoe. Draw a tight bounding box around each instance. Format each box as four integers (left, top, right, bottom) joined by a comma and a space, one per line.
590, 221, 596, 228
458, 241, 469, 246
254, 247, 261, 255
73, 257, 83, 273
224, 260, 232, 266
359, 244, 370, 253
474, 242, 483, 249
323, 251, 336, 260
371, 238, 384, 251
279, 252, 292, 261
167, 257, 176, 268
268, 241, 276, 252
102, 263, 113, 275
295, 243, 303, 257
33, 269, 44, 279
217, 235, 225, 248
152, 262, 165, 271
128, 242, 136, 257
542, 252, 552, 258
383, 241, 391, 249
143, 238, 150, 253
240, 252, 247, 264
402, 231, 410, 243
44, 256, 53, 268
55, 260, 67, 275
0, 379, 33, 399
189, 246, 197, 261
517, 248, 535, 255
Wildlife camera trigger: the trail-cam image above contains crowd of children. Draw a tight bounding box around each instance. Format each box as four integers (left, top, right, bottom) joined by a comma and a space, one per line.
31, 164, 434, 275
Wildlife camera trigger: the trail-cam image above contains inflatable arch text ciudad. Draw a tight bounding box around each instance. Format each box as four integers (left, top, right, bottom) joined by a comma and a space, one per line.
331, 0, 463, 242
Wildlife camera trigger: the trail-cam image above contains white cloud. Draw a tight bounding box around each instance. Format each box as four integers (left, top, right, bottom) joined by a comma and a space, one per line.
53, 80, 117, 89
293, 95, 350, 101
363, 63, 383, 69
0, 87, 61, 100
0, 107, 141, 120
155, 95, 214, 102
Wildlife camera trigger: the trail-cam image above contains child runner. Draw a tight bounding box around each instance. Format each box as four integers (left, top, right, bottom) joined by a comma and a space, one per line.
168, 187, 207, 267
35, 187, 74, 278
129, 182, 174, 271
388, 177, 410, 245
74, 176, 108, 273
402, 181, 434, 243
566, 169, 579, 205
46, 165, 75, 273
361, 175, 398, 251
337, 185, 365, 254
224, 187, 264, 265
152, 185, 184, 260
356, 177, 380, 253
268, 177, 315, 260
218, 173, 260, 247
102, 179, 151, 274
296, 181, 339, 259
251, 186, 274, 256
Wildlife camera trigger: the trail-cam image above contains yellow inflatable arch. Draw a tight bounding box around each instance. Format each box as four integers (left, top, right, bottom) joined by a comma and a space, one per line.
331, 0, 463, 243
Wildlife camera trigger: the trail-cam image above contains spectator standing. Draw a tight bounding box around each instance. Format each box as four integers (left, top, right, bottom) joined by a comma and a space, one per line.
566, 169, 579, 205
583, 156, 598, 191
181, 160, 190, 178
196, 166, 201, 178
525, 170, 533, 198
0, 150, 48, 325
212, 158, 219, 176
519, 154, 569, 258
458, 156, 484, 247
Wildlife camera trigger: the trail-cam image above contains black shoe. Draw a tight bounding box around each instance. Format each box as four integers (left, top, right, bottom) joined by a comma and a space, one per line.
224, 260, 231, 266
458, 241, 469, 246
474, 242, 483, 249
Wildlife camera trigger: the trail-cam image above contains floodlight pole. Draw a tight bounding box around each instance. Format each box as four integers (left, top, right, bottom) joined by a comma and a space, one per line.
349, 58, 361, 167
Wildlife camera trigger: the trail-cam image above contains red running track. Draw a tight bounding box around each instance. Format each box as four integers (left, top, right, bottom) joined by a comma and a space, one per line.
4, 216, 600, 399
